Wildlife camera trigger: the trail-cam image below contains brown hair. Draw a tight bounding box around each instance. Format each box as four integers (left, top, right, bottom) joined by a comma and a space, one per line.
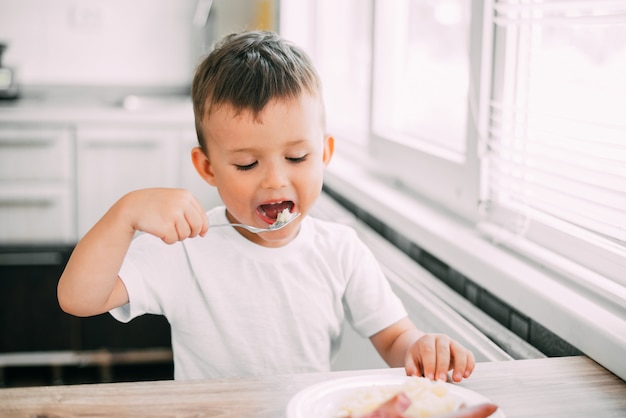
191, 31, 322, 152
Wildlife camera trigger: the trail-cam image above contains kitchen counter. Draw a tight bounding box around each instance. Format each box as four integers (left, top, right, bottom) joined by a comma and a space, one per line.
0, 356, 624, 417
0, 94, 194, 125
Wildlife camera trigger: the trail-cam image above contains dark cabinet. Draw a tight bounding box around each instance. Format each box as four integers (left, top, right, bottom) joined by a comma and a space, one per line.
0, 245, 172, 387
80, 314, 170, 351
0, 245, 171, 353
0, 246, 76, 352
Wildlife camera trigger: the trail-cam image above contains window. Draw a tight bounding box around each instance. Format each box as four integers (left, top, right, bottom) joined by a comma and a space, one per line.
369, 0, 483, 221
280, 1, 626, 304
481, 0, 626, 304
279, 0, 372, 143
371, 0, 471, 156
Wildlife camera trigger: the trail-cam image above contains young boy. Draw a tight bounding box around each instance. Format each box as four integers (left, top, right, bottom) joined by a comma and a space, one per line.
58, 31, 475, 382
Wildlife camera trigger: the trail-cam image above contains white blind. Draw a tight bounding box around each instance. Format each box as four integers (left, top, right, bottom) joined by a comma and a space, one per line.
480, 0, 626, 297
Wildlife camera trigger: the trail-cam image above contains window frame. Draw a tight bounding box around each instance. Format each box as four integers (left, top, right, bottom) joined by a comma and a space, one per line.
368, 0, 492, 222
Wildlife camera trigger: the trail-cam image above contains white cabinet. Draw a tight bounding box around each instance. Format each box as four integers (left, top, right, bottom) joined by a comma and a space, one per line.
0, 126, 76, 244
0, 106, 202, 243
76, 127, 180, 237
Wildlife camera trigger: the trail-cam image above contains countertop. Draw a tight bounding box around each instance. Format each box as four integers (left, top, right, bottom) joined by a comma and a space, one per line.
0, 356, 624, 417
0, 93, 194, 125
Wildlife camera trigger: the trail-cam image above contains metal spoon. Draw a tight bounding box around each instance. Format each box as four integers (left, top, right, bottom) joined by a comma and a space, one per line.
212, 213, 301, 234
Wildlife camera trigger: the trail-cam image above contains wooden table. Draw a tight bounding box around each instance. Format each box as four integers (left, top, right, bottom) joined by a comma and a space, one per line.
0, 356, 624, 417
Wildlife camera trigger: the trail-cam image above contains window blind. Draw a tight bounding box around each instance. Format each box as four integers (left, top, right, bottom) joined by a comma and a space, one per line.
479, 0, 626, 302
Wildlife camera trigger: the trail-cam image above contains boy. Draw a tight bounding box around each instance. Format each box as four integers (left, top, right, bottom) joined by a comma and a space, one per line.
58, 31, 475, 382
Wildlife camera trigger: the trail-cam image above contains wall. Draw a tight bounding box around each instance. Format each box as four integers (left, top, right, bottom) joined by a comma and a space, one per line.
0, 0, 276, 90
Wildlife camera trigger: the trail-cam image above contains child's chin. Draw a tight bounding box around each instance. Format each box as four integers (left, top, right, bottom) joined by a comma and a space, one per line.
265, 227, 298, 242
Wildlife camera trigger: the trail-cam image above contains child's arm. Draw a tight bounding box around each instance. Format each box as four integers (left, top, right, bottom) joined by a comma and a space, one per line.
58, 188, 208, 317
370, 317, 475, 382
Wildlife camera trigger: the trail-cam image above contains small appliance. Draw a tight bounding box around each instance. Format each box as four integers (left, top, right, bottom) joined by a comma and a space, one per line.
0, 43, 19, 100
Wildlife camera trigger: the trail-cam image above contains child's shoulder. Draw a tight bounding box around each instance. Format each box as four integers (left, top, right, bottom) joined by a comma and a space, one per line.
306, 216, 361, 243
308, 215, 355, 230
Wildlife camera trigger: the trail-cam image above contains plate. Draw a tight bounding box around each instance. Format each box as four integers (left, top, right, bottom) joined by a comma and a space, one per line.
286, 374, 505, 418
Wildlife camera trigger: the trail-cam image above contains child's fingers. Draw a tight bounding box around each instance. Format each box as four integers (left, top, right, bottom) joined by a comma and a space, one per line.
435, 336, 452, 381
450, 342, 475, 381
464, 349, 476, 378
189, 195, 209, 236
175, 208, 199, 241
450, 341, 467, 382
404, 352, 421, 377
185, 207, 207, 238
173, 192, 207, 239
199, 212, 209, 236
417, 335, 437, 380
174, 216, 192, 241
159, 225, 182, 245
405, 334, 476, 382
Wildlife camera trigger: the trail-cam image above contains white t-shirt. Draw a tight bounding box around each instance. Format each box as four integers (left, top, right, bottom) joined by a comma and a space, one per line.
111, 206, 407, 380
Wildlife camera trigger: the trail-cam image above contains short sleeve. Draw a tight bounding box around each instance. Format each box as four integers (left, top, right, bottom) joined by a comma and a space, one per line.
108, 233, 184, 322
342, 236, 407, 337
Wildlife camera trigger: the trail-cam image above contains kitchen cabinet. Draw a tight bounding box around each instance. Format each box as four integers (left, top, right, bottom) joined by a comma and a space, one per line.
80, 314, 171, 351
0, 125, 76, 244
76, 126, 180, 237
1, 98, 200, 243
0, 245, 173, 387
0, 245, 172, 353
0, 246, 76, 352
0, 103, 193, 386
0, 124, 219, 243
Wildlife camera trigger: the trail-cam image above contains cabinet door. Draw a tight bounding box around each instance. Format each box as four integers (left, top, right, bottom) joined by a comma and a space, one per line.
80, 313, 171, 351
0, 126, 76, 243
76, 127, 179, 237
0, 185, 75, 244
0, 126, 73, 181
0, 246, 76, 352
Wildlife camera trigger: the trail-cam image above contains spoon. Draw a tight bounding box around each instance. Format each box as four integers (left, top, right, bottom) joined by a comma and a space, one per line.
212, 213, 301, 234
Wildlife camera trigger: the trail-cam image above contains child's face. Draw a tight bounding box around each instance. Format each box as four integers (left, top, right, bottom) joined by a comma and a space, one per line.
192, 93, 334, 247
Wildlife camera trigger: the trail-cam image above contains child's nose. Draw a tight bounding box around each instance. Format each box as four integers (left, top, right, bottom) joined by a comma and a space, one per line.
260, 162, 288, 189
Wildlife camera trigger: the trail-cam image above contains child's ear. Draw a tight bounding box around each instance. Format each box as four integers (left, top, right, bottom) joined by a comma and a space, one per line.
323, 135, 334, 166
191, 147, 217, 186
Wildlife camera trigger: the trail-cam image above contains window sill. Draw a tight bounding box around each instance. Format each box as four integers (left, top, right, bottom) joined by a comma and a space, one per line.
324, 151, 626, 381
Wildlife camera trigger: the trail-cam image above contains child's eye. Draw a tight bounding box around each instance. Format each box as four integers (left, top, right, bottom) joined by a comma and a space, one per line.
287, 155, 308, 163
235, 161, 258, 171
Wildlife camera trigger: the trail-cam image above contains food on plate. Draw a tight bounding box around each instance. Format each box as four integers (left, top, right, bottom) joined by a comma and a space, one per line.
334, 376, 461, 418
348, 396, 499, 418
350, 392, 412, 417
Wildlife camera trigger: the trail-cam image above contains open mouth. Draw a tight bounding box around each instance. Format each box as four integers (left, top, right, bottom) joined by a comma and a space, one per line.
258, 201, 294, 221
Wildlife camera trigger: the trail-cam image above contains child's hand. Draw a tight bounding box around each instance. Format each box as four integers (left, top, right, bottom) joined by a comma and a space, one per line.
121, 188, 209, 244
404, 333, 475, 382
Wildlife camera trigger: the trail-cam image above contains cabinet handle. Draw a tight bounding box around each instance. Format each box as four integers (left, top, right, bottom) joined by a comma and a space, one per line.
0, 251, 63, 266
0, 139, 55, 147
83, 140, 159, 149
0, 198, 55, 208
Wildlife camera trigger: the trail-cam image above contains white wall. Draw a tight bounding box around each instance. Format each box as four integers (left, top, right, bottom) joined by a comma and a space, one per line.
0, 0, 276, 88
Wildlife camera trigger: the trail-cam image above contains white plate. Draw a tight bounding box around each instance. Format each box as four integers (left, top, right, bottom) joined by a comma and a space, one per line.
287, 374, 505, 418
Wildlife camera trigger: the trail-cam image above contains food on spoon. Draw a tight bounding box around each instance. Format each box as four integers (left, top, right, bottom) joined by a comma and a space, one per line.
274, 208, 294, 224
335, 376, 461, 418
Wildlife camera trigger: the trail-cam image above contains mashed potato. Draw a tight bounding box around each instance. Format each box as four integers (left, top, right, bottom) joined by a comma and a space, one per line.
334, 376, 461, 418
275, 208, 293, 223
